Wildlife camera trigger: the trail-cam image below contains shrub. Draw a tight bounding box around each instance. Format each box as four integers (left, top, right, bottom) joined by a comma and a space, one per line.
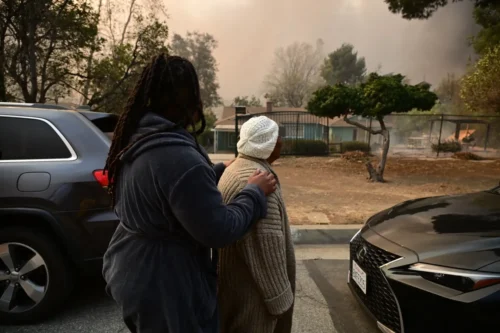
282, 139, 328, 155
341, 141, 371, 153
452, 152, 483, 161
432, 140, 462, 153
329, 143, 342, 154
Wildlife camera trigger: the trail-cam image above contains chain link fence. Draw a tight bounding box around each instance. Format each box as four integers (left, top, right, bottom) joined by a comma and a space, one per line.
234, 111, 330, 156
230, 112, 500, 158
381, 114, 500, 158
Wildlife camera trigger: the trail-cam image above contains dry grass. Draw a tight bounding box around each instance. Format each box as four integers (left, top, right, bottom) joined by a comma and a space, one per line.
273, 156, 500, 225
452, 152, 484, 161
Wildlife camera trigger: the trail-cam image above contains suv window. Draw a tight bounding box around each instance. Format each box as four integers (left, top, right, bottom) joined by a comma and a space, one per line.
77, 111, 117, 140
91, 117, 116, 140
0, 116, 73, 161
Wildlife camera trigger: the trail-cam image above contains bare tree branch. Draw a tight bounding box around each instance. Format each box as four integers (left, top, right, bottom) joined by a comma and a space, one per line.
61, 79, 88, 98
81, 0, 103, 104
120, 0, 137, 45
343, 115, 383, 135
106, 0, 116, 46
40, 28, 58, 101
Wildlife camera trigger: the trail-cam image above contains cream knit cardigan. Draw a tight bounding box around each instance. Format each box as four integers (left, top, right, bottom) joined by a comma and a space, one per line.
217, 155, 296, 333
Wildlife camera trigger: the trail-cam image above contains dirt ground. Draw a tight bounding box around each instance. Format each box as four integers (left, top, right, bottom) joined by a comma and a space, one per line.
273, 156, 500, 225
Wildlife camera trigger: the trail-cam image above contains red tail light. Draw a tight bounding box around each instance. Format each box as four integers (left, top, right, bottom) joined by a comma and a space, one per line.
93, 170, 109, 188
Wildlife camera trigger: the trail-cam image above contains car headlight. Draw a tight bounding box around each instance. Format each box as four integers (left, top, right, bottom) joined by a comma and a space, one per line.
409, 263, 500, 293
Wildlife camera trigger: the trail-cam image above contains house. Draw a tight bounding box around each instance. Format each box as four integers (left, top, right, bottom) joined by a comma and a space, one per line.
213, 102, 373, 153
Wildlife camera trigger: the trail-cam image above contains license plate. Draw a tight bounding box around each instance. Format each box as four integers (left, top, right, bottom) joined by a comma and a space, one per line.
352, 261, 367, 294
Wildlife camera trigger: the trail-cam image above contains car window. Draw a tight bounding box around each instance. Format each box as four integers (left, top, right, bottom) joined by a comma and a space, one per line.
0, 116, 72, 161
78, 112, 117, 140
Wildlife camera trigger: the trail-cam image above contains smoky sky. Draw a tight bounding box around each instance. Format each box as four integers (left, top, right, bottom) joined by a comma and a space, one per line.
164, 0, 478, 104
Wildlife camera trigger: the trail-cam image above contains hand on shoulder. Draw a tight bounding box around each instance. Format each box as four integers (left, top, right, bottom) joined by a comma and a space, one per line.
247, 169, 277, 196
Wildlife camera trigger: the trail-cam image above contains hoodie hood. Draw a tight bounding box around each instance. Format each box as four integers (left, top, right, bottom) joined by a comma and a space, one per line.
120, 112, 203, 163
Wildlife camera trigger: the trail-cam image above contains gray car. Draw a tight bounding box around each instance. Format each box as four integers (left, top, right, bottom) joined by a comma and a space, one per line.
0, 103, 119, 324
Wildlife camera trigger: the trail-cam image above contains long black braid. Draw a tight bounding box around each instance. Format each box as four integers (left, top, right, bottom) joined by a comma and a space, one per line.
104, 53, 211, 206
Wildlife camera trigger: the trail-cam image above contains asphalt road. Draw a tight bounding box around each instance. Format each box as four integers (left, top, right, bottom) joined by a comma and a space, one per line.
0, 246, 379, 333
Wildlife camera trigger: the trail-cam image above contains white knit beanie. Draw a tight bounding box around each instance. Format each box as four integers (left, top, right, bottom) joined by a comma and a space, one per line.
237, 116, 279, 160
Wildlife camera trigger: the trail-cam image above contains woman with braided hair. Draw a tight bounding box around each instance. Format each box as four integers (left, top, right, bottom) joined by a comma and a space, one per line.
102, 53, 277, 333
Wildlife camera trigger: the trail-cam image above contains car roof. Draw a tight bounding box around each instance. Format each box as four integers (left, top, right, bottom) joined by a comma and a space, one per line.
0, 103, 112, 119
0, 102, 70, 110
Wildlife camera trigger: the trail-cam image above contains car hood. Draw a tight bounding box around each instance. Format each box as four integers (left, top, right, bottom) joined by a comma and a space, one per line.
367, 191, 500, 270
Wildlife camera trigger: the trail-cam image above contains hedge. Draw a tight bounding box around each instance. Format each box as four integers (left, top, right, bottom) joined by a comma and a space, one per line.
281, 139, 328, 155
431, 140, 462, 153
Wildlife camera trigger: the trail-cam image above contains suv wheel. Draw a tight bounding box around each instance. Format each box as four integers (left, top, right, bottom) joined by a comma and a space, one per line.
0, 227, 73, 324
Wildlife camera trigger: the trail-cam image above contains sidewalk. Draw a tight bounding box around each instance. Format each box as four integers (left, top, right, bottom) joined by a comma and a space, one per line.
291, 224, 362, 245
209, 154, 362, 245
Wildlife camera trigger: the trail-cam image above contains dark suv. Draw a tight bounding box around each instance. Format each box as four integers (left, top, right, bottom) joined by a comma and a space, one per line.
0, 103, 119, 324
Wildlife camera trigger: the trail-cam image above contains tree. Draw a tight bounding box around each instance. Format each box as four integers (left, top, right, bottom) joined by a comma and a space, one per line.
435, 73, 461, 104
75, 0, 169, 113
170, 31, 222, 109
461, 45, 500, 114
470, 3, 500, 55
263, 39, 325, 107
433, 73, 467, 114
1, 0, 99, 103
307, 73, 437, 182
197, 110, 217, 150
0, 0, 13, 101
231, 95, 262, 107
383, 0, 493, 19
321, 43, 367, 86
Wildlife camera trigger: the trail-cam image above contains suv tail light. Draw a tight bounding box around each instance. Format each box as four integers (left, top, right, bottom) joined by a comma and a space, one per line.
93, 170, 109, 188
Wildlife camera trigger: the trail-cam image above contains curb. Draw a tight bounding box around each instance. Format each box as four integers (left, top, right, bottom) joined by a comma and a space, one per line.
291, 225, 362, 245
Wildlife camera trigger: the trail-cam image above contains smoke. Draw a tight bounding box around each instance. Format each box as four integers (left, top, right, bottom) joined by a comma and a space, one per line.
165, 0, 479, 104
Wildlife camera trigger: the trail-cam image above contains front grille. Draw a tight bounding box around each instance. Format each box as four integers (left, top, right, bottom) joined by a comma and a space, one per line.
350, 235, 402, 333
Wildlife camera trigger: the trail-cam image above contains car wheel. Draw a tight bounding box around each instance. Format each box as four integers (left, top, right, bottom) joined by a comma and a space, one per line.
0, 227, 73, 324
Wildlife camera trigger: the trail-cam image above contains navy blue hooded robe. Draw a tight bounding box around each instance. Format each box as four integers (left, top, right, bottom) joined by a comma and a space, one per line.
102, 112, 267, 333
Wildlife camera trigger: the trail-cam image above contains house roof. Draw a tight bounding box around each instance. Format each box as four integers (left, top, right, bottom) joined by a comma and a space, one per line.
214, 107, 393, 130
216, 106, 329, 128
219, 106, 307, 120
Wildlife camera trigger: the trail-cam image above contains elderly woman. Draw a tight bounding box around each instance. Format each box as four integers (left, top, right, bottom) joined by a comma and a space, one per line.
217, 116, 296, 333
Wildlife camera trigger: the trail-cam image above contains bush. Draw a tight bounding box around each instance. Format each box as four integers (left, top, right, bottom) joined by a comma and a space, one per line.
431, 140, 462, 153
452, 152, 483, 161
341, 141, 371, 153
329, 143, 342, 154
282, 139, 328, 155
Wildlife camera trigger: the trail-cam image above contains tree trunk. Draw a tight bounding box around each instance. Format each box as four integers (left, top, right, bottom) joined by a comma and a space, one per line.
0, 21, 5, 102
365, 118, 390, 182
0, 50, 6, 102
342, 115, 391, 183
81, 0, 103, 105
26, 0, 38, 102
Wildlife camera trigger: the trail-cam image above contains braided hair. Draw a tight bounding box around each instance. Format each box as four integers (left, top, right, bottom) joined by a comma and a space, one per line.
104, 53, 209, 206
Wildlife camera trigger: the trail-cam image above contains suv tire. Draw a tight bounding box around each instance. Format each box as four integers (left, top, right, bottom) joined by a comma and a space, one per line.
0, 226, 73, 324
